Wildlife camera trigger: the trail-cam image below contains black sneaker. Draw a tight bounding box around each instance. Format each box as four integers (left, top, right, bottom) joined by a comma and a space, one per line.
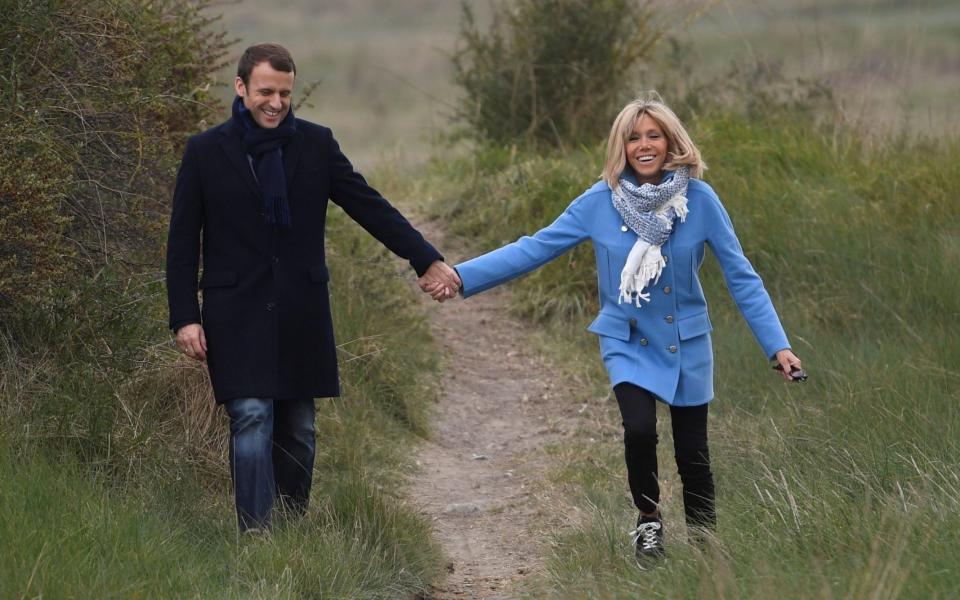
630, 516, 665, 561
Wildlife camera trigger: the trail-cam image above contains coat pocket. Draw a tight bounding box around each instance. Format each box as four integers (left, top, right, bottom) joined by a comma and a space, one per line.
199, 270, 237, 289
309, 264, 330, 283
677, 310, 712, 340
587, 311, 631, 341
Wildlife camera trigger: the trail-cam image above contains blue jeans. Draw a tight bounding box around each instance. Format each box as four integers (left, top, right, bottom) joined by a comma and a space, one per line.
225, 397, 316, 531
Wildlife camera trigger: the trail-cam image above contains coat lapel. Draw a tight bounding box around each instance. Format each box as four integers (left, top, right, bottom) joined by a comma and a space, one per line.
218, 120, 261, 200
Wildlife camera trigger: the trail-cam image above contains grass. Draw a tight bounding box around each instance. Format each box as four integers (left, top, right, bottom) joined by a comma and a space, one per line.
0, 203, 444, 598
0, 448, 440, 599
418, 108, 960, 597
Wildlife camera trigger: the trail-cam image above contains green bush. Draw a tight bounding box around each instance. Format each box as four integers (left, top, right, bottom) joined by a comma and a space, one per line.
452, 0, 664, 147
0, 0, 230, 469
0, 0, 228, 316
0, 123, 71, 307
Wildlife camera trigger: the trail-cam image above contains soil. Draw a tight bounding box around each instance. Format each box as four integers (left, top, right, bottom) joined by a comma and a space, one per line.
407, 219, 584, 599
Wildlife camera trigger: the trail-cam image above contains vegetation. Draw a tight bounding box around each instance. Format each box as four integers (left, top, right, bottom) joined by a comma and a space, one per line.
452, 0, 664, 147
404, 3, 960, 593
5, 0, 958, 596
1, 2, 441, 597
0, 219, 444, 598
422, 70, 960, 597
0, 0, 227, 312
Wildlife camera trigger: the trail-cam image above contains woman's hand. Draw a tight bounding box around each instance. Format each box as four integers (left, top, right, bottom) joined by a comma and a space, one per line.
418, 261, 461, 303
774, 349, 803, 381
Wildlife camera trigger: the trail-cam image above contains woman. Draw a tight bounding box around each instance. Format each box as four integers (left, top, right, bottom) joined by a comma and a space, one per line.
433, 92, 802, 560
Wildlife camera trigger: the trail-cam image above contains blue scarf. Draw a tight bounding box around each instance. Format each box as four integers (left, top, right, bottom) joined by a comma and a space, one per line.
232, 95, 297, 229
611, 167, 690, 306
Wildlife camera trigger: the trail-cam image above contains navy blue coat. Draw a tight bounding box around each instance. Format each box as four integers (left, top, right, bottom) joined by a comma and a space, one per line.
166, 117, 441, 403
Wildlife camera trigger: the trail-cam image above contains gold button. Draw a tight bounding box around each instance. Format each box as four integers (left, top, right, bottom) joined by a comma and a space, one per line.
665, 315, 674, 323
621, 225, 628, 232
640, 338, 649, 346
669, 345, 677, 353
663, 286, 671, 294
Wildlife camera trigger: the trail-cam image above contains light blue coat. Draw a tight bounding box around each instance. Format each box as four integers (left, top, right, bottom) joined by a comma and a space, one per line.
455, 176, 790, 406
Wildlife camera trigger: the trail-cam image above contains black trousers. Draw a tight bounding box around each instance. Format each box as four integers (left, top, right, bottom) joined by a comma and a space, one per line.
614, 383, 716, 529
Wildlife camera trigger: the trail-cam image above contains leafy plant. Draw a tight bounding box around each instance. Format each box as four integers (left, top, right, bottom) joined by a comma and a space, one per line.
452, 0, 665, 148
0, 0, 229, 316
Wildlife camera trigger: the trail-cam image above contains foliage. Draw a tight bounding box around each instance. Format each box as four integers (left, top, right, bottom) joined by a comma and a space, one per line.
1, 2, 443, 597
424, 94, 960, 596
0, 206, 444, 598
0, 0, 228, 314
452, 0, 664, 148
0, 125, 71, 307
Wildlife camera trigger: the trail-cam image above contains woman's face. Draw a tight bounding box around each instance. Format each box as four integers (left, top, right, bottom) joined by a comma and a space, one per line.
625, 114, 669, 185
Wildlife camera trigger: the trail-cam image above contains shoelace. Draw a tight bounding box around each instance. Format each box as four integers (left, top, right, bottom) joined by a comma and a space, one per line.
629, 521, 661, 550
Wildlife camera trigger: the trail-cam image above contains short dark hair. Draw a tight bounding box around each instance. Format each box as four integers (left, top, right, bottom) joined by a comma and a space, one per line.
237, 43, 296, 86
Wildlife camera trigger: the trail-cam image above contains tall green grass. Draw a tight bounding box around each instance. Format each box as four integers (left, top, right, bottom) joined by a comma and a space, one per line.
423, 111, 960, 597
0, 206, 443, 598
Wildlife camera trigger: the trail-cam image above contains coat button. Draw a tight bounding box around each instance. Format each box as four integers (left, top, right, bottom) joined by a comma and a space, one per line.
669, 345, 677, 353
266, 302, 275, 311
621, 225, 628, 232
663, 286, 671, 294
629, 318, 637, 327
272, 256, 279, 264
665, 315, 674, 323
640, 338, 649, 346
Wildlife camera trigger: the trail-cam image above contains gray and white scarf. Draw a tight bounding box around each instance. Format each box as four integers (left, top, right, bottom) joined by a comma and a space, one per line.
611, 166, 690, 306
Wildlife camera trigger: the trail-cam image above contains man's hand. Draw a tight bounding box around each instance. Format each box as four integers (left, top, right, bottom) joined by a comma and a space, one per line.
176, 323, 208, 362
418, 260, 461, 303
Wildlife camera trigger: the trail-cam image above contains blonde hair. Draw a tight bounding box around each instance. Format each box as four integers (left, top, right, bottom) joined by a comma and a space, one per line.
601, 91, 705, 190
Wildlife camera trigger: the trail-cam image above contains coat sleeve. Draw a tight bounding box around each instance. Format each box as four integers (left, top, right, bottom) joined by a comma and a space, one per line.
704, 189, 790, 358
455, 196, 590, 297
326, 131, 442, 276
166, 137, 203, 332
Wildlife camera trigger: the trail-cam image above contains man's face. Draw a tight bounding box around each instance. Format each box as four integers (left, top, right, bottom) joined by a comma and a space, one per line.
235, 61, 295, 129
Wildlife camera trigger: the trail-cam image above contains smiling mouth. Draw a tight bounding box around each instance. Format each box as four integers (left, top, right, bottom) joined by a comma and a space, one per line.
636, 155, 657, 165
262, 109, 282, 118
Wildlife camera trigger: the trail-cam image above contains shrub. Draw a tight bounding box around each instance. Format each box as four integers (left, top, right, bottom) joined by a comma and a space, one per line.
452, 0, 664, 147
0, 0, 229, 317
0, 121, 72, 307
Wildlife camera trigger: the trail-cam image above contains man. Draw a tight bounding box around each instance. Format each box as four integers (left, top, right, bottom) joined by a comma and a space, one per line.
166, 43, 460, 531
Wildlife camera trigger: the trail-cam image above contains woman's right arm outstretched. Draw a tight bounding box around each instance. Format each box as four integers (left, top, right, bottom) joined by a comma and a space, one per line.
455, 196, 591, 297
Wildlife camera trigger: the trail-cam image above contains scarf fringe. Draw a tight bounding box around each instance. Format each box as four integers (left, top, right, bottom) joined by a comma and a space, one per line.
616, 190, 689, 307
618, 245, 666, 307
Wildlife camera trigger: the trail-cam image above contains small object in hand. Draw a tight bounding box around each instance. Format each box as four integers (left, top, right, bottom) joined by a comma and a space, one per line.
773, 363, 808, 382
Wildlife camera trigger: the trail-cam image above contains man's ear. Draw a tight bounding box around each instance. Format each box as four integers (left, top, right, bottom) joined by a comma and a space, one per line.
234, 76, 246, 98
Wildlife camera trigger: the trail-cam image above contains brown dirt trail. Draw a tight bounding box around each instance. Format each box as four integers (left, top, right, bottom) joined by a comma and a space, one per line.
407, 219, 583, 599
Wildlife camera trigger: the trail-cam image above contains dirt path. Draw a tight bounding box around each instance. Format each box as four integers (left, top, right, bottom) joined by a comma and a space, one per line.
408, 220, 581, 599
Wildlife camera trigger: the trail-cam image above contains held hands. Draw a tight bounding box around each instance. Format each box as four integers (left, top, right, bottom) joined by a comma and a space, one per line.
176, 323, 207, 362
773, 348, 805, 382
418, 260, 461, 302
